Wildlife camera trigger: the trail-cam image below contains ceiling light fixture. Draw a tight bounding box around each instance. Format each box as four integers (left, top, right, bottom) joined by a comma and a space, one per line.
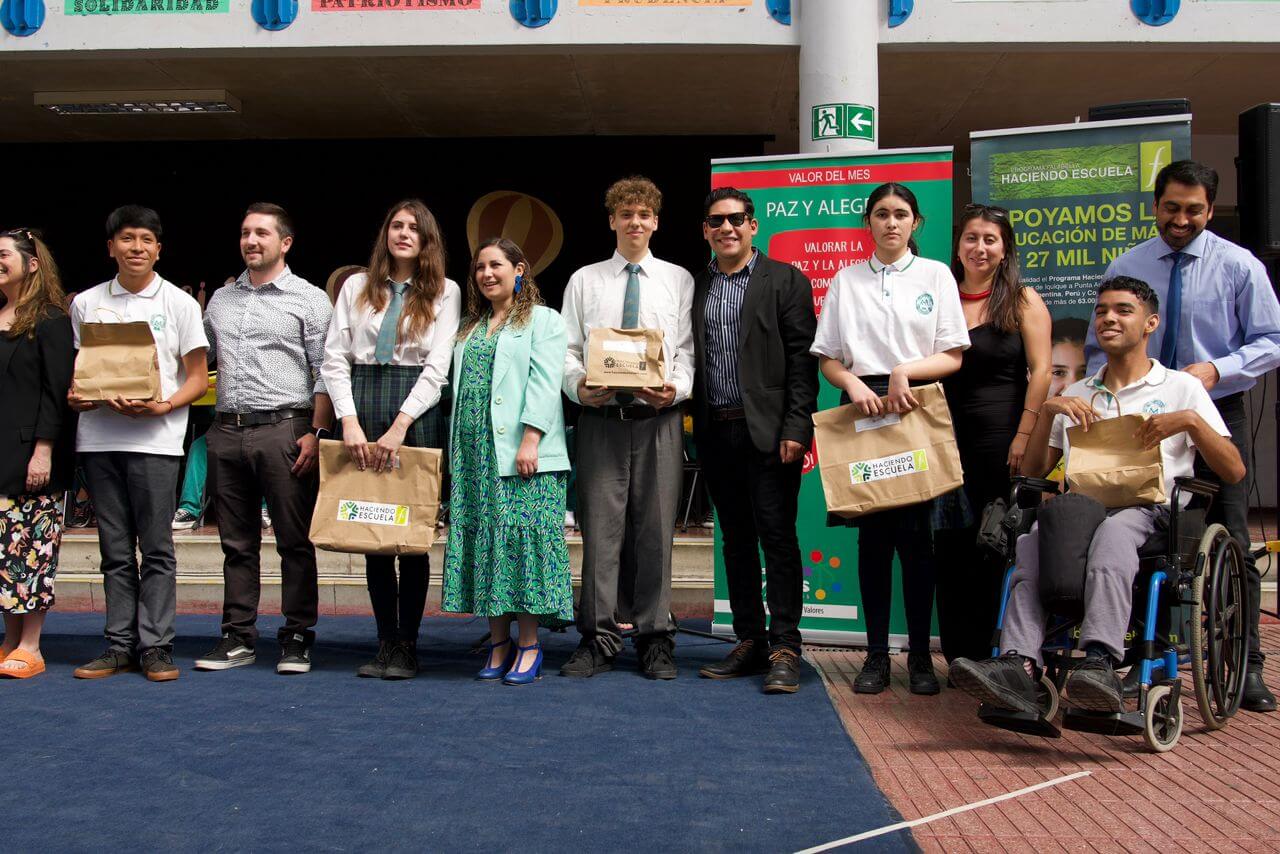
34, 89, 242, 115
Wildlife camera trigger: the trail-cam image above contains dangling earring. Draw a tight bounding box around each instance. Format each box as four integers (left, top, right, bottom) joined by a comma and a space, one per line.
514, 275, 523, 295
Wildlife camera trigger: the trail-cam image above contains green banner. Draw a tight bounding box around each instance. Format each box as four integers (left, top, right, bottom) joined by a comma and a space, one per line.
971, 118, 1192, 326
708, 148, 953, 645
67, 0, 228, 13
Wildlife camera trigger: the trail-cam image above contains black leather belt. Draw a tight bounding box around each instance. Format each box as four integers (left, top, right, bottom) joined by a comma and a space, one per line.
217, 408, 312, 428
710, 407, 746, 421
582, 404, 663, 421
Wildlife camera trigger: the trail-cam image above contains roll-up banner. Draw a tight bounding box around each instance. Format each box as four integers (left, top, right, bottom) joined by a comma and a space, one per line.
708, 147, 953, 645
971, 116, 1192, 395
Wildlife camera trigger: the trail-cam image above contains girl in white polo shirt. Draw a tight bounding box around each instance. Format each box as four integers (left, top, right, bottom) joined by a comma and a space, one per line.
811, 182, 970, 697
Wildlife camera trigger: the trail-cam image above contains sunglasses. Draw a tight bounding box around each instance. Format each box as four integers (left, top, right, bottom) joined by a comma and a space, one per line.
961, 203, 1010, 219
704, 212, 752, 228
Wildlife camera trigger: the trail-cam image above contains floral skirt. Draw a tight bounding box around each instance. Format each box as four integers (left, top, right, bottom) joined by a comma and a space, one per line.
0, 493, 64, 614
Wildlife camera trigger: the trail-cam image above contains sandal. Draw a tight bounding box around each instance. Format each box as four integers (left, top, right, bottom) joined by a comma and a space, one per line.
0, 649, 45, 679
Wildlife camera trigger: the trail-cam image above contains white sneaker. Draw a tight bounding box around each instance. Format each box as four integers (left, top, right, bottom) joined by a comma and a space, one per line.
565, 511, 577, 528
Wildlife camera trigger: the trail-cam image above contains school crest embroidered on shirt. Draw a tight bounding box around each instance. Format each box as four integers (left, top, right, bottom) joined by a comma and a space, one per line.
915, 294, 934, 315
1143, 400, 1166, 415
150, 314, 166, 332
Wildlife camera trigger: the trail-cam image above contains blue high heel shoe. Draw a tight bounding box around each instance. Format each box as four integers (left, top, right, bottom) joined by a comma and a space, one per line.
477, 638, 516, 680
502, 643, 543, 686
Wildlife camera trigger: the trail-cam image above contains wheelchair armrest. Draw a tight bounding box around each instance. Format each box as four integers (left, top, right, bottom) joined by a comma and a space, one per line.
1172, 476, 1219, 497
1012, 476, 1061, 495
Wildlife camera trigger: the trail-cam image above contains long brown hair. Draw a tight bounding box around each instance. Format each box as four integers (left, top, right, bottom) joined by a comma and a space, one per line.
359, 199, 447, 343
952, 204, 1024, 334
0, 229, 66, 339
459, 237, 543, 338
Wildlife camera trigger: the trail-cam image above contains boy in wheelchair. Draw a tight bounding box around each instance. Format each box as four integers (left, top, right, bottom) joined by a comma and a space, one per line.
951, 276, 1245, 718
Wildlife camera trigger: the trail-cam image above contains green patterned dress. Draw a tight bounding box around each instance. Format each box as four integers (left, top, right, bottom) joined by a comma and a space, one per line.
441, 324, 573, 622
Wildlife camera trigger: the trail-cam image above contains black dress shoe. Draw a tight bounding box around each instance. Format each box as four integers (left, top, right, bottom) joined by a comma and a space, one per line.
854, 652, 890, 694
907, 652, 940, 696
1242, 671, 1277, 713
763, 647, 800, 694
699, 639, 769, 679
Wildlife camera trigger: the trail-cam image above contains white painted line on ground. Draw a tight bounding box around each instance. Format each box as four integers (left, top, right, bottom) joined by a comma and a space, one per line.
794, 770, 1093, 852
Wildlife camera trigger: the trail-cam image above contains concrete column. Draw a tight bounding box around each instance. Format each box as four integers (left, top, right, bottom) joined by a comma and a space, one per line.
798, 0, 880, 154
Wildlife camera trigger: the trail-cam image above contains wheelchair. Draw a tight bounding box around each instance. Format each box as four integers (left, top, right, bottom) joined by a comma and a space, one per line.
976, 475, 1248, 753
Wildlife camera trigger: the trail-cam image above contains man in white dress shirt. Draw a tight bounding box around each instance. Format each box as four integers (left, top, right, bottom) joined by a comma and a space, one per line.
559, 176, 695, 679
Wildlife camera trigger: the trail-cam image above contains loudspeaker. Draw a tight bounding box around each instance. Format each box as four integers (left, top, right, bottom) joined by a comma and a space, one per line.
1238, 103, 1280, 257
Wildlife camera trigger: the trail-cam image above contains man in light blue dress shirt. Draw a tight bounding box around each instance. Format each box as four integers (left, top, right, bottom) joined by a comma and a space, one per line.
1086, 160, 1280, 713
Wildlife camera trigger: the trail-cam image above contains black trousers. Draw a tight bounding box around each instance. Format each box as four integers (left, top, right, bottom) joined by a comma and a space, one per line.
207, 417, 320, 646
935, 528, 1004, 663
366, 554, 430, 644
857, 503, 936, 656
699, 418, 804, 651
1198, 393, 1264, 668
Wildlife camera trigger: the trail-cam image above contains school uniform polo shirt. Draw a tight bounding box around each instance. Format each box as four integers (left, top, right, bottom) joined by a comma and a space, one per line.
70, 274, 209, 456
1050, 360, 1230, 506
810, 252, 969, 375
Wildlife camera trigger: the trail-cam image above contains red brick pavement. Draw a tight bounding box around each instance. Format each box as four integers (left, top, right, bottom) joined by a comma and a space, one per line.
808, 624, 1280, 852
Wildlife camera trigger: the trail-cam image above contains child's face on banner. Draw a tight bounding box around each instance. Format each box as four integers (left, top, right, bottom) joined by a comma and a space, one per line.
1049, 339, 1086, 397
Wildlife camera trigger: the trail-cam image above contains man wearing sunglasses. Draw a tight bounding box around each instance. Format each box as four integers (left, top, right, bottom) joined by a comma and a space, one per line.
691, 187, 818, 693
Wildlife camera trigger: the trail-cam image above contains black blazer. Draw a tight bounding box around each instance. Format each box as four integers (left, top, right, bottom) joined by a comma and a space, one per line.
691, 252, 819, 454
0, 308, 76, 496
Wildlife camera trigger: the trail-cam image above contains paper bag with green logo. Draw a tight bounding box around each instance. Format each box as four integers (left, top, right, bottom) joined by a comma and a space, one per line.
1065, 393, 1166, 508
310, 440, 442, 555
72, 319, 162, 403
812, 382, 964, 519
584, 327, 665, 390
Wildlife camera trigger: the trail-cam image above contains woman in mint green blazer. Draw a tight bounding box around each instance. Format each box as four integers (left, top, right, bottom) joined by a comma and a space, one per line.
440, 237, 572, 686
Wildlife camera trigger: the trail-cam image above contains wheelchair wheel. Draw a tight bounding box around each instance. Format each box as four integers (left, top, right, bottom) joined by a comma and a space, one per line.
1037, 673, 1060, 720
1143, 684, 1183, 752
1190, 524, 1247, 730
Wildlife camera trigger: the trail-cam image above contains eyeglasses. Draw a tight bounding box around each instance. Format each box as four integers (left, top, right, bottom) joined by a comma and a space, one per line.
961, 203, 1010, 219
704, 212, 752, 228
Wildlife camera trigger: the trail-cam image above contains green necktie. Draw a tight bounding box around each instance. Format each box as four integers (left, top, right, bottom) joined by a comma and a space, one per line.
618, 263, 642, 404
374, 281, 407, 365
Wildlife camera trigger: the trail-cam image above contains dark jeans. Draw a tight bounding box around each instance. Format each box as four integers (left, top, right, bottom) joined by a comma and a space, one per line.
699, 418, 804, 651
858, 503, 936, 656
366, 554, 429, 644
207, 417, 319, 646
80, 452, 181, 653
1198, 393, 1264, 668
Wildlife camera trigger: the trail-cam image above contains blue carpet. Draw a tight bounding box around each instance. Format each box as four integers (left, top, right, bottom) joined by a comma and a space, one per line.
6, 613, 911, 853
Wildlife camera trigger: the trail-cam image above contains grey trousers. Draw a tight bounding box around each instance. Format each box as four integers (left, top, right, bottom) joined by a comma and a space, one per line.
80, 452, 181, 653
575, 408, 682, 656
1001, 505, 1167, 666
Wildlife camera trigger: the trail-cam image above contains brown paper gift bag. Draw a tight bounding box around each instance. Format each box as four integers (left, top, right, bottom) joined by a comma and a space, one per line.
1065, 394, 1165, 507
310, 440, 442, 556
73, 321, 162, 402
584, 327, 665, 390
812, 382, 964, 519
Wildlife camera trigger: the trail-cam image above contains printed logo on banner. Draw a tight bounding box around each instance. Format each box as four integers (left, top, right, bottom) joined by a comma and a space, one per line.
915, 293, 935, 315
337, 500, 410, 527
849, 449, 928, 485
1140, 141, 1173, 192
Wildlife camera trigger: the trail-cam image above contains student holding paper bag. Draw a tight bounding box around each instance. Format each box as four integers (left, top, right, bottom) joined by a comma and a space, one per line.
0, 229, 74, 679
951, 277, 1243, 716
810, 183, 969, 696
440, 238, 572, 686
320, 200, 460, 680
68, 206, 209, 682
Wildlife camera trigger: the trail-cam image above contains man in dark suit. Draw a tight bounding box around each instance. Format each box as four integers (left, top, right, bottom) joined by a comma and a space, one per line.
692, 187, 819, 694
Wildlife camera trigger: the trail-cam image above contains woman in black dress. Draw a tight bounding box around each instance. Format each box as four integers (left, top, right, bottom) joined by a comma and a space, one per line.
937, 205, 1051, 665
0, 229, 75, 679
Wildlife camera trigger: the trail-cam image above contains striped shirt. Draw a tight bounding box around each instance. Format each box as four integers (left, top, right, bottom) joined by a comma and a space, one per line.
704, 249, 759, 408
203, 266, 333, 413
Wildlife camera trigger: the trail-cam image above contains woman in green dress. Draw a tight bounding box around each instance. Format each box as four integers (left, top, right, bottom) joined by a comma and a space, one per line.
441, 237, 572, 685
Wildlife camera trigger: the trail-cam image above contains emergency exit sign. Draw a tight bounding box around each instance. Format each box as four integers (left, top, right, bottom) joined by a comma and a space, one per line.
812, 103, 876, 142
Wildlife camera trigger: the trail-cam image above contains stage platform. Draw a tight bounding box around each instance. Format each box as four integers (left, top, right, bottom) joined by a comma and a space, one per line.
7, 613, 909, 853
57, 526, 718, 618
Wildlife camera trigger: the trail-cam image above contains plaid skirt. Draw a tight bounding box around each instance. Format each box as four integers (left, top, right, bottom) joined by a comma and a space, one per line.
350, 364, 449, 451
